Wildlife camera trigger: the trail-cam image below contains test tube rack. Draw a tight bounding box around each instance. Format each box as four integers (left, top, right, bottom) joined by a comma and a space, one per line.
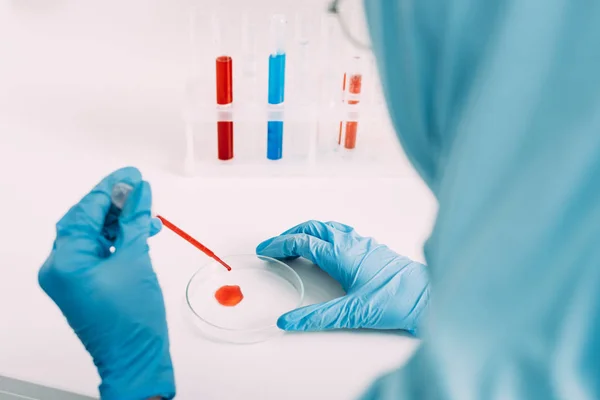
183, 9, 404, 177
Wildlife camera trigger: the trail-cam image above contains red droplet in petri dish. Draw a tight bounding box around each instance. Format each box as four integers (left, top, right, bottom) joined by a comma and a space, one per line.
215, 285, 244, 307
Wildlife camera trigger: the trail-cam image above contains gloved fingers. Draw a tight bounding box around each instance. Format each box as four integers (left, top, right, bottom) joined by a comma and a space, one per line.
54, 167, 143, 252
280, 220, 334, 242
102, 209, 161, 247
277, 297, 356, 331
38, 251, 59, 295
257, 233, 332, 264
149, 216, 163, 238
257, 233, 348, 282
115, 181, 153, 250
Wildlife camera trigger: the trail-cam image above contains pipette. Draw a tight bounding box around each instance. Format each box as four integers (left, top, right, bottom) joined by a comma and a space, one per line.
110, 183, 232, 271
154, 215, 231, 271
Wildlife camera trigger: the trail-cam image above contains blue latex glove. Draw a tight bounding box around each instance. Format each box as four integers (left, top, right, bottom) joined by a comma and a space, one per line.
38, 167, 175, 400
256, 220, 429, 335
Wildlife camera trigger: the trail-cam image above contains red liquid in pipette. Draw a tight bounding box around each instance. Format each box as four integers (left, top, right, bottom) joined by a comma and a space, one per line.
155, 215, 232, 271
215, 285, 244, 306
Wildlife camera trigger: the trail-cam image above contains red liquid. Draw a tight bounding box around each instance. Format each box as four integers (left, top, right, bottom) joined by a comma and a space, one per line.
218, 121, 234, 161
344, 74, 362, 150
344, 121, 358, 149
215, 285, 244, 307
216, 56, 234, 160
216, 56, 233, 105
347, 74, 363, 103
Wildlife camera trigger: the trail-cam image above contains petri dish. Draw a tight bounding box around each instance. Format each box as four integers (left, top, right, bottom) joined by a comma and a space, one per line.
186, 254, 304, 344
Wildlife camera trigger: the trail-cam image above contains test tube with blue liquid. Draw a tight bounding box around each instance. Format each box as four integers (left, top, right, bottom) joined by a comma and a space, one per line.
267, 15, 287, 160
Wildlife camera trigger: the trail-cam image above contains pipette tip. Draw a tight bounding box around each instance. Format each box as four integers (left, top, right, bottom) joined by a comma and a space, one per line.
214, 256, 233, 271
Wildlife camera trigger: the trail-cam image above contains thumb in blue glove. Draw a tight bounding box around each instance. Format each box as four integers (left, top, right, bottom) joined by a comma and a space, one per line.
256, 220, 429, 336
38, 167, 175, 400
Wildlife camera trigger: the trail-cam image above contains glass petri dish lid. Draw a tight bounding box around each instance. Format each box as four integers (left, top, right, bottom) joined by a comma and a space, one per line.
186, 254, 304, 344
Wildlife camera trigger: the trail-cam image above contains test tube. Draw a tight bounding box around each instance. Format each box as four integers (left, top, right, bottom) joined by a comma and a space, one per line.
267, 14, 287, 160
293, 13, 314, 161
213, 14, 234, 161
241, 13, 258, 102
295, 13, 310, 104
242, 14, 258, 81
339, 56, 363, 150
337, 73, 347, 145
319, 14, 342, 107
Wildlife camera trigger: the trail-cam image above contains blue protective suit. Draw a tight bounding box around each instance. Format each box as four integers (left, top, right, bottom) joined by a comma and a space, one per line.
362, 0, 600, 399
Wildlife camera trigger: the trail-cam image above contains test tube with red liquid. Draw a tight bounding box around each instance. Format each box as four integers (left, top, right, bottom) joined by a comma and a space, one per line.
213, 15, 234, 161
339, 57, 363, 150
216, 56, 233, 160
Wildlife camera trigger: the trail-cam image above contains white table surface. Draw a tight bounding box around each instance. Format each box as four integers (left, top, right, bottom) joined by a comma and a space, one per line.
0, 1, 437, 399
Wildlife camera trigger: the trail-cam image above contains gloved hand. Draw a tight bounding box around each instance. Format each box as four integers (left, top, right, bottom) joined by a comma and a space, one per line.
38, 167, 175, 400
257, 220, 429, 336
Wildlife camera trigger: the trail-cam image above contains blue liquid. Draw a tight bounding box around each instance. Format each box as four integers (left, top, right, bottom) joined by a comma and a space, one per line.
267, 121, 283, 160
267, 53, 286, 159
268, 53, 286, 104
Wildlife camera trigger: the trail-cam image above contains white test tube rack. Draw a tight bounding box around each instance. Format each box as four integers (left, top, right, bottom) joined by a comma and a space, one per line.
183, 10, 398, 178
